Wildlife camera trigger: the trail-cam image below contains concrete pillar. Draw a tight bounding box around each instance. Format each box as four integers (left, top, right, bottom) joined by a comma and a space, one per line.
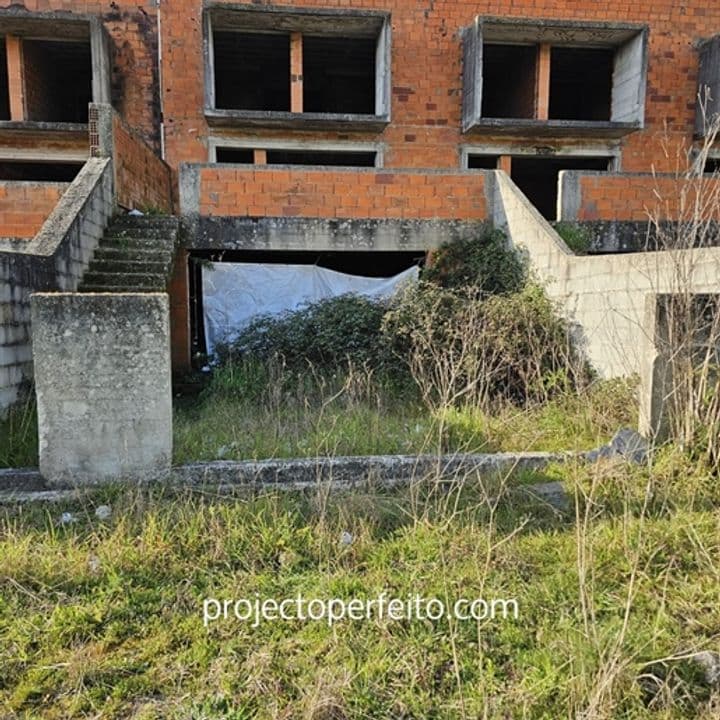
535, 43, 552, 121
290, 32, 303, 113
169, 250, 192, 374
6, 36, 25, 121
31, 293, 173, 486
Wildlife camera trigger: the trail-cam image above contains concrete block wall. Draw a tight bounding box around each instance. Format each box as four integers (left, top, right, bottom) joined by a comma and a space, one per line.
0, 182, 69, 238
559, 171, 720, 222
190, 166, 487, 220
493, 170, 720, 378
0, 157, 114, 413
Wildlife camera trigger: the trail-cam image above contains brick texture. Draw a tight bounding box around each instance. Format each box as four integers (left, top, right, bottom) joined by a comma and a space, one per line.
161, 0, 720, 173
198, 167, 486, 219
112, 113, 174, 213
574, 174, 720, 221
0, 182, 68, 238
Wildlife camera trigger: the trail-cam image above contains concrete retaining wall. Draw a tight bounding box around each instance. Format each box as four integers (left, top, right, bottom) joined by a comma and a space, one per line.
492, 170, 720, 378
0, 157, 113, 412
31, 293, 172, 486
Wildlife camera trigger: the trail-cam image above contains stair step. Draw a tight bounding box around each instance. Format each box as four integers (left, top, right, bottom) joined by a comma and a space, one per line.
81, 271, 167, 287
87, 259, 171, 275
99, 236, 175, 251
111, 214, 179, 227
79, 286, 168, 294
103, 228, 177, 242
93, 246, 174, 263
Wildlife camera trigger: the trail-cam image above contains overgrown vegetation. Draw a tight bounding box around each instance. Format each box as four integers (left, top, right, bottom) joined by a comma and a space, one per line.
1, 452, 718, 718
554, 221, 593, 255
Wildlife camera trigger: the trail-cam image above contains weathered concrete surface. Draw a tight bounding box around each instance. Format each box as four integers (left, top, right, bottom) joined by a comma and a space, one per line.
492, 170, 720, 379
173, 452, 561, 488
0, 157, 114, 413
31, 293, 172, 486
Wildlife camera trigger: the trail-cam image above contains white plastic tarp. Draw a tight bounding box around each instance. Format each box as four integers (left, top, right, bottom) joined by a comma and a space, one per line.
202, 262, 419, 357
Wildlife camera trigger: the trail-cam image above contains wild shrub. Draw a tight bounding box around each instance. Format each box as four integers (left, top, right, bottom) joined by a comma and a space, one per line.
422, 226, 526, 293
216, 293, 401, 375
383, 282, 590, 410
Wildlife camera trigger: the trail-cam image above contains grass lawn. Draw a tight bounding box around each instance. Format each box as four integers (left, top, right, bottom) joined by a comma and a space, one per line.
1, 453, 719, 718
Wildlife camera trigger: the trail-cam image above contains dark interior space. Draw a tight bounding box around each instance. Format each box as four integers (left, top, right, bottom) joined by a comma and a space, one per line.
467, 155, 499, 169
0, 161, 82, 181
549, 47, 614, 121
303, 36, 376, 114
511, 156, 612, 220
214, 31, 290, 111
0, 39, 9, 120
22, 40, 92, 122
481, 44, 537, 119
266, 149, 376, 166
189, 250, 424, 359
215, 147, 255, 164
704, 158, 720, 174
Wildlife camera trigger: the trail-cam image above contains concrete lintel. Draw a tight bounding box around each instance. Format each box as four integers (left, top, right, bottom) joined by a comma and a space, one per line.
186, 216, 490, 252
205, 108, 390, 132
463, 118, 640, 139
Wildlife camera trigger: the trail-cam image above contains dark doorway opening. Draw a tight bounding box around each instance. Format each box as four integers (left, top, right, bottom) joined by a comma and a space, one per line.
467, 155, 499, 170
511, 156, 612, 220
266, 149, 376, 166
302, 36, 376, 114
549, 47, 614, 121
0, 161, 82, 181
0, 39, 9, 120
189, 250, 424, 361
481, 44, 537, 119
22, 40, 92, 122
213, 31, 290, 111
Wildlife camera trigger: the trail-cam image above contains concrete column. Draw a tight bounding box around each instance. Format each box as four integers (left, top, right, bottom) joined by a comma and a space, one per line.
290, 32, 303, 113
253, 148, 267, 165
169, 250, 192, 374
535, 43, 551, 121
31, 293, 173, 486
6, 36, 25, 121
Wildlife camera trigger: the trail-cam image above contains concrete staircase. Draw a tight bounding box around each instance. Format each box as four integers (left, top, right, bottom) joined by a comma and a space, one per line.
78, 215, 180, 293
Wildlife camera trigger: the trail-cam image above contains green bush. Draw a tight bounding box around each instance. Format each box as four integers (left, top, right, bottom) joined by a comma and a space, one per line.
422, 226, 526, 293
216, 294, 400, 374
553, 222, 592, 255
383, 282, 590, 408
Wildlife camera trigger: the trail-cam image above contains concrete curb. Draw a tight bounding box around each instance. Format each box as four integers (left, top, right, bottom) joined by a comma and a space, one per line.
0, 451, 567, 502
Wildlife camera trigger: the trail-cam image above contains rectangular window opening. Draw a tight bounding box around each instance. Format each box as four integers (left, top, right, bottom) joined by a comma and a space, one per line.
481, 44, 537, 119
0, 39, 9, 120
215, 147, 255, 164
213, 31, 290, 112
22, 39, 91, 122
549, 47, 613, 121
511, 156, 612, 221
302, 36, 376, 114
704, 158, 720, 175
266, 149, 376, 166
0, 161, 82, 181
467, 155, 499, 169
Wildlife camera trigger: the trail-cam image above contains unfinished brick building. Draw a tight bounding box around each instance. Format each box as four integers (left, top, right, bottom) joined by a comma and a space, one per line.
1, 0, 720, 409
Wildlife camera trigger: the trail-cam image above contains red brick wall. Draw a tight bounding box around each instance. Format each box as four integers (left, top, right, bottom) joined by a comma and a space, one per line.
198, 167, 486, 219
0, 182, 67, 238
112, 113, 174, 213
7, 2, 160, 148
161, 0, 720, 173
573, 174, 720, 221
